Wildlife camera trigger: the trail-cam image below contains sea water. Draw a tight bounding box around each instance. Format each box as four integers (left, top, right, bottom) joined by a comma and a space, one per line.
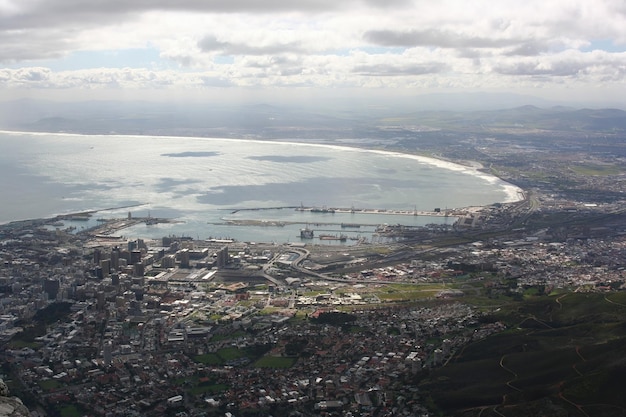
0, 131, 521, 243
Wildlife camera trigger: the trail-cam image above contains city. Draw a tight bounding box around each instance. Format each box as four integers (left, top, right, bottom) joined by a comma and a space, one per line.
1, 146, 625, 416
1, 105, 626, 416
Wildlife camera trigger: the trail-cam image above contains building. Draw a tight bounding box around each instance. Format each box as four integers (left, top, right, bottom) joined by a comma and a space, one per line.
103, 340, 112, 366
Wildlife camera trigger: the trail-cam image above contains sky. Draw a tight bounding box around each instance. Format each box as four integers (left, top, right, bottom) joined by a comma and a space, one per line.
1, 0, 626, 107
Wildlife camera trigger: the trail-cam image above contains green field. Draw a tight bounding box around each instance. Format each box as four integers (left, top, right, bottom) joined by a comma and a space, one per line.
254, 356, 296, 369
217, 347, 245, 361
39, 379, 62, 391
194, 344, 272, 367
6, 339, 40, 349
193, 347, 245, 365
570, 164, 622, 176
376, 283, 445, 301
59, 405, 82, 417
193, 353, 222, 365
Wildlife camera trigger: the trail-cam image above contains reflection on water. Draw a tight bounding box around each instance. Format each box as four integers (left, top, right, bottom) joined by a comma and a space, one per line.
1, 131, 518, 243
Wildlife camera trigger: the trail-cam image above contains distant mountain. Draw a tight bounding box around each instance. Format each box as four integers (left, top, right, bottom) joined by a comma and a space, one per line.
0, 98, 624, 137
386, 106, 626, 133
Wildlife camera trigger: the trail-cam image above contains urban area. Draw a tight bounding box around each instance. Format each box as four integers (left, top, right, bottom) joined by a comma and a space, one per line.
1, 123, 626, 417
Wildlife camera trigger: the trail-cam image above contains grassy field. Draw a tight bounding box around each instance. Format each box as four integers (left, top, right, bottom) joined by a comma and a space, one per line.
254, 356, 296, 369
193, 353, 222, 365
570, 164, 622, 176
6, 339, 40, 349
59, 405, 83, 417
39, 379, 62, 391
376, 283, 445, 301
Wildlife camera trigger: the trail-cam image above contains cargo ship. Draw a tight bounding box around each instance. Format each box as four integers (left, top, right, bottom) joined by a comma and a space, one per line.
319, 234, 347, 241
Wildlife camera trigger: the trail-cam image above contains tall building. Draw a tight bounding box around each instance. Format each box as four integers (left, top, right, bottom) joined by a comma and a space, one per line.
93, 249, 102, 265
103, 340, 113, 366
100, 259, 111, 276
161, 255, 176, 268
179, 249, 190, 268
133, 263, 145, 277
130, 250, 142, 265
110, 248, 120, 271
216, 246, 229, 268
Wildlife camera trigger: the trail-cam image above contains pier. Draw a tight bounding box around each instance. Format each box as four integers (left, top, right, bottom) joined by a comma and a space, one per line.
224, 205, 458, 217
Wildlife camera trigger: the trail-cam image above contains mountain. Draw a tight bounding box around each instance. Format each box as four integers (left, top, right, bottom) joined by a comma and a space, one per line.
0, 98, 625, 137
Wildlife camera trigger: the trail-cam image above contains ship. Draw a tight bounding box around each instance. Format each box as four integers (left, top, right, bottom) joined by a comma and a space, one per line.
300, 228, 314, 239
311, 206, 335, 213
145, 211, 158, 225
319, 234, 348, 241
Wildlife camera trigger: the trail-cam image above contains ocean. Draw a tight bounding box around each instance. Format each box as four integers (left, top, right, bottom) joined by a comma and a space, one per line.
0, 131, 522, 244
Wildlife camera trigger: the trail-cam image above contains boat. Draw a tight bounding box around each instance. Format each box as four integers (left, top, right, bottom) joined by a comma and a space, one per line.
300, 228, 314, 239
341, 223, 360, 228
319, 234, 347, 241
311, 207, 335, 213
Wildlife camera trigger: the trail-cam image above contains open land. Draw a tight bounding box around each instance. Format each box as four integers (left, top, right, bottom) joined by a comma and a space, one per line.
1, 106, 626, 416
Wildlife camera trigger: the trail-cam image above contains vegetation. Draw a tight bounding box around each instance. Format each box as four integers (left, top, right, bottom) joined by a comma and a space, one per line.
193, 343, 272, 366
33, 302, 73, 325
39, 379, 62, 391
253, 356, 296, 368
59, 405, 83, 417
377, 283, 444, 301
415, 292, 626, 416
310, 311, 357, 325
570, 164, 622, 176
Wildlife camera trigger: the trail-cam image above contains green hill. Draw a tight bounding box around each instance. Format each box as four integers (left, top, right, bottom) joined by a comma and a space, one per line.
416, 293, 626, 416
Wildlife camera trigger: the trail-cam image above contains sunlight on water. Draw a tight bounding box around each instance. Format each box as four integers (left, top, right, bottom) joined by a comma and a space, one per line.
1, 131, 521, 242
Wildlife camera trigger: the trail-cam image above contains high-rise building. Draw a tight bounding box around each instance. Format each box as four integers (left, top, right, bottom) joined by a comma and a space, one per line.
130, 250, 142, 265
216, 246, 229, 268
110, 248, 120, 271
93, 249, 102, 265
179, 249, 190, 268
100, 259, 111, 276
103, 340, 113, 366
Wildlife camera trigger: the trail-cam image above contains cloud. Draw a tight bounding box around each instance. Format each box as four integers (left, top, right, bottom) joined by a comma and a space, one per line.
363, 29, 520, 49
493, 50, 626, 80
505, 42, 552, 57
198, 35, 304, 56
353, 62, 447, 76
0, 67, 51, 86
1, 0, 626, 104
0, 0, 395, 31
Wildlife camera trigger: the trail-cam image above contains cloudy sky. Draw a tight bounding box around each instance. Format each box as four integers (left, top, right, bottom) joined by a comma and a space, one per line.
1, 0, 626, 106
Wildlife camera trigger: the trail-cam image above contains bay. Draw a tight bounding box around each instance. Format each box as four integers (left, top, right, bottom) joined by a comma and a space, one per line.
0, 131, 521, 244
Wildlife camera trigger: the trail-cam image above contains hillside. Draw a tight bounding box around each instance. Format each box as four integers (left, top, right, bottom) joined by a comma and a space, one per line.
416, 292, 626, 416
